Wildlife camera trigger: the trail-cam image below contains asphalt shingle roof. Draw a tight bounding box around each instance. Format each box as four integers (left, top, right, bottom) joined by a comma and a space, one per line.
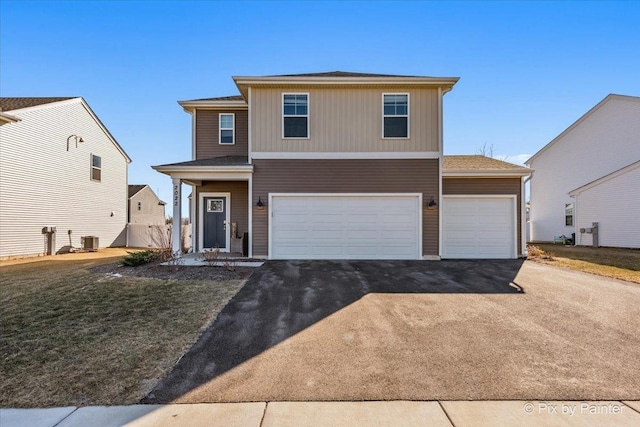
443, 155, 530, 171
128, 185, 147, 198
265, 71, 429, 78
0, 97, 76, 112
156, 156, 250, 168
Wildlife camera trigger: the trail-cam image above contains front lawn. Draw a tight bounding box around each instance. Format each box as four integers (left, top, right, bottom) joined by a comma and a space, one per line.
529, 244, 640, 284
0, 250, 248, 407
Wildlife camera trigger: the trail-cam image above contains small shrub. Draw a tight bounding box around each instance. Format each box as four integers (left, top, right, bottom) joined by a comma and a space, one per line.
121, 250, 158, 267
527, 245, 553, 260
201, 248, 221, 266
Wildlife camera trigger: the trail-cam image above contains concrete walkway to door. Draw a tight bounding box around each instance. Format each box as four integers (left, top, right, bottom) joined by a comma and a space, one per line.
144, 260, 640, 404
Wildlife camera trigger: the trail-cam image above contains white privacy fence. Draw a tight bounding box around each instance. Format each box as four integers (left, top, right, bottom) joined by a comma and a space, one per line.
126, 224, 192, 250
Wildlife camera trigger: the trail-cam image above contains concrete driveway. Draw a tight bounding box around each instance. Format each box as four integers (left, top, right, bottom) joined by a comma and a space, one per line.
145, 260, 640, 403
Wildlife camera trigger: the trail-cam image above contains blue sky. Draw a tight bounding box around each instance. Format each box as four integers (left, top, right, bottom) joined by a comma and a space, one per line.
2, 1, 639, 214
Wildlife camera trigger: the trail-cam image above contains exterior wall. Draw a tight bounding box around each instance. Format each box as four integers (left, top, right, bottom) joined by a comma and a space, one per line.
250, 86, 439, 153
195, 181, 248, 252
195, 109, 248, 159
443, 178, 523, 255
128, 186, 166, 225
251, 159, 439, 257
0, 100, 129, 258
528, 96, 640, 242
573, 165, 640, 248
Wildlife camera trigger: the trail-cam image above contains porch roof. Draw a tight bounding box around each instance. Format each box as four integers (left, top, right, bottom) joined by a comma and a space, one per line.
152, 156, 253, 184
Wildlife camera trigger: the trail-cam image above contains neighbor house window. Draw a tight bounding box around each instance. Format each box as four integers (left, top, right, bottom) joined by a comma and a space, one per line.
91, 154, 101, 182
137, 201, 142, 211
565, 203, 574, 226
219, 113, 234, 144
283, 93, 308, 138
383, 93, 409, 138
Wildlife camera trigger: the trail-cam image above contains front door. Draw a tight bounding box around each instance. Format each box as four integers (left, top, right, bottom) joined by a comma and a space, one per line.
203, 197, 227, 249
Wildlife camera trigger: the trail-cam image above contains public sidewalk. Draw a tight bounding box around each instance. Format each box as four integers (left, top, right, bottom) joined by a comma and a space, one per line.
2, 400, 639, 427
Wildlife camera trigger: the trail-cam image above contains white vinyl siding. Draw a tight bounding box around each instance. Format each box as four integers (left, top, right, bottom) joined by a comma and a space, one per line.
270, 194, 421, 259
573, 164, 640, 248
528, 96, 640, 242
442, 196, 517, 259
0, 100, 128, 258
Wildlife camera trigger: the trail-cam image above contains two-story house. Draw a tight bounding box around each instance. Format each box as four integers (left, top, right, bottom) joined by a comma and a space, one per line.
154, 72, 530, 260
0, 97, 131, 259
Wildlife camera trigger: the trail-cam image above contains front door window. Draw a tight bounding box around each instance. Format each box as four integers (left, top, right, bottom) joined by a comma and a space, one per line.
203, 197, 226, 249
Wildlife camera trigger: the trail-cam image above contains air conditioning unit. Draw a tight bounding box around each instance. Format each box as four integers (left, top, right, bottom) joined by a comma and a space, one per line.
83, 236, 99, 251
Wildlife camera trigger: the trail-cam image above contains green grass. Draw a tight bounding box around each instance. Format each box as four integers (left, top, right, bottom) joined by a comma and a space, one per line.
0, 256, 245, 407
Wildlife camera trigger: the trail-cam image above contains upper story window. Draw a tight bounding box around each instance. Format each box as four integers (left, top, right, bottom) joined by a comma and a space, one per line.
565, 203, 574, 226
91, 154, 101, 182
283, 93, 309, 138
383, 93, 409, 138
219, 113, 235, 144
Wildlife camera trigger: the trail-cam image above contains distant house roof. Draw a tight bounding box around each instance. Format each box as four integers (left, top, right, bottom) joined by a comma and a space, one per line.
443, 155, 531, 176
526, 94, 640, 165
0, 97, 76, 112
128, 184, 147, 198
187, 95, 245, 102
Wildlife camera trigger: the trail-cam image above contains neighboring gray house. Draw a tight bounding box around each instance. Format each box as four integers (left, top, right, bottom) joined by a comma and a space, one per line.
0, 97, 131, 259
154, 71, 531, 259
128, 184, 166, 225
526, 94, 640, 248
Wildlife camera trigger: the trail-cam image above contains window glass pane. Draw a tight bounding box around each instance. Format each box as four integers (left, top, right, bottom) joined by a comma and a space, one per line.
220, 129, 233, 143
92, 155, 101, 168
220, 115, 233, 128
284, 94, 308, 116
283, 105, 296, 115
384, 105, 396, 115
284, 117, 308, 138
91, 168, 101, 181
384, 117, 408, 137
383, 94, 408, 116
295, 104, 308, 115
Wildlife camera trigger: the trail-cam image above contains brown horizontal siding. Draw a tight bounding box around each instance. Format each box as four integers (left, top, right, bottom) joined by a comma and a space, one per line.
195, 181, 248, 251
195, 109, 248, 159
252, 159, 439, 257
443, 177, 523, 255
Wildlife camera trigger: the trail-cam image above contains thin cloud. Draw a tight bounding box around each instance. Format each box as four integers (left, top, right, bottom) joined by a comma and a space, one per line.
495, 154, 532, 166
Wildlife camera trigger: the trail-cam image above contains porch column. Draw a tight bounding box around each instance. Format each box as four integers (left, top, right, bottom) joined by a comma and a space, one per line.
172, 177, 182, 256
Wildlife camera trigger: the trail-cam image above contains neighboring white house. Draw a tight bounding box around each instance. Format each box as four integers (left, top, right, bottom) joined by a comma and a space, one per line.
0, 97, 132, 258
526, 94, 640, 247
128, 184, 166, 225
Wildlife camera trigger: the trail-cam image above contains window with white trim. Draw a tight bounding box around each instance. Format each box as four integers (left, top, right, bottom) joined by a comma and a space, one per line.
565, 203, 574, 226
383, 93, 409, 138
91, 154, 101, 182
283, 93, 308, 138
219, 113, 234, 144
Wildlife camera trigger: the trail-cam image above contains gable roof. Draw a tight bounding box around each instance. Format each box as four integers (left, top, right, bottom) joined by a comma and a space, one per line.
0, 97, 77, 112
128, 184, 147, 198
443, 155, 531, 177
0, 97, 132, 163
186, 95, 244, 102
154, 156, 250, 168
569, 160, 640, 196
526, 94, 640, 165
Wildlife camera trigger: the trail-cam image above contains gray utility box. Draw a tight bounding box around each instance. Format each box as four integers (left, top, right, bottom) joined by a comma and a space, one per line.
82, 236, 99, 251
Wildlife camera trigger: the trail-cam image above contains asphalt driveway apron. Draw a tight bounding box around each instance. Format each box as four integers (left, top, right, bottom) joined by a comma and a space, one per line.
144, 259, 640, 403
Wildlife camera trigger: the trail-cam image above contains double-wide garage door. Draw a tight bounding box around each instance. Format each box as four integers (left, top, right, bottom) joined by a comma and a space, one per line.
442, 196, 516, 259
271, 194, 420, 260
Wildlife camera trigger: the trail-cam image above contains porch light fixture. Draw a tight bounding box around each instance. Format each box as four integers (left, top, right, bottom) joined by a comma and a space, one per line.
256, 197, 265, 210
66, 134, 84, 151
427, 196, 437, 210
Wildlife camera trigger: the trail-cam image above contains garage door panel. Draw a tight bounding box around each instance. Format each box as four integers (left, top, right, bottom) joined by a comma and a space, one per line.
443, 197, 515, 259
271, 195, 420, 259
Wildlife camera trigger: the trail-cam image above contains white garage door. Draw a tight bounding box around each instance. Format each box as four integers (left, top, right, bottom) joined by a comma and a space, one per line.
270, 194, 421, 260
442, 196, 516, 259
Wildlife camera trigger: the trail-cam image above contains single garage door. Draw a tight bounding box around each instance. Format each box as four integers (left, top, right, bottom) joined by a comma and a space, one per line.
442, 196, 516, 259
270, 194, 420, 260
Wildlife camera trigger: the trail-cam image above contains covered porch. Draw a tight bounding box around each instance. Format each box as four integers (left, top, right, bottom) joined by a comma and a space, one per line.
152, 156, 253, 257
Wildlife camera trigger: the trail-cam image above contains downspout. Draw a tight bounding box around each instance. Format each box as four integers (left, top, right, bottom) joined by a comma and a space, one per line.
522, 174, 531, 257
437, 86, 443, 260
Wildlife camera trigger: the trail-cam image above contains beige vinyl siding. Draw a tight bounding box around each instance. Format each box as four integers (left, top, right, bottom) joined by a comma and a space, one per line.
195, 109, 248, 159
251, 86, 439, 152
195, 181, 248, 252
443, 178, 523, 255
0, 100, 128, 258
129, 187, 166, 225
252, 159, 439, 257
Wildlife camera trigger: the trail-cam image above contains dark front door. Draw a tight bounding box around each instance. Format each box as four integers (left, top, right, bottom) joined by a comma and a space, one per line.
203, 197, 226, 249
